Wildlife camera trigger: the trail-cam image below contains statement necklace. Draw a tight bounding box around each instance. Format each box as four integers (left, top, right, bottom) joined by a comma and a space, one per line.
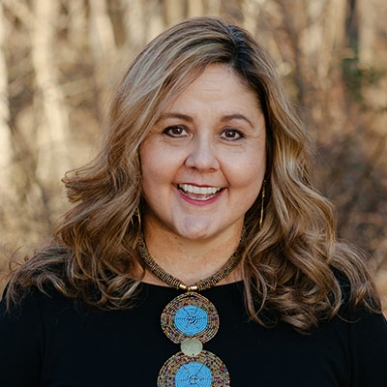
137, 240, 242, 387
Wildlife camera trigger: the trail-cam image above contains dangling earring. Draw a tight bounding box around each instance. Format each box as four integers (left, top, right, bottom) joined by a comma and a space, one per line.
259, 179, 266, 231
131, 206, 142, 232
135, 206, 142, 231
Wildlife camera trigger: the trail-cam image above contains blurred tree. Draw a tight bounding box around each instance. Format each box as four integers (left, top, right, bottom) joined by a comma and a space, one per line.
0, 0, 385, 306
0, 1, 12, 190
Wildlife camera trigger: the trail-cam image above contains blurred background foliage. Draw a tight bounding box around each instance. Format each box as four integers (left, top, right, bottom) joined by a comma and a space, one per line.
0, 0, 386, 308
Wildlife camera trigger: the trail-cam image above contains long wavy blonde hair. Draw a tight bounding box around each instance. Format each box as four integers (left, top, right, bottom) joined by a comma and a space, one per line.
6, 17, 380, 331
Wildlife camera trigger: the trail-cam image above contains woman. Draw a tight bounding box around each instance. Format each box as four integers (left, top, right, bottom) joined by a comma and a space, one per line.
1, 17, 386, 387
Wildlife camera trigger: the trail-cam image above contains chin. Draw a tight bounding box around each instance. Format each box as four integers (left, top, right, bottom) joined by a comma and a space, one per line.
177, 231, 213, 241
174, 225, 216, 241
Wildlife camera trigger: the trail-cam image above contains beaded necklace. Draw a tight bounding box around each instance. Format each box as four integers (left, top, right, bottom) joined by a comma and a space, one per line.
137, 239, 242, 387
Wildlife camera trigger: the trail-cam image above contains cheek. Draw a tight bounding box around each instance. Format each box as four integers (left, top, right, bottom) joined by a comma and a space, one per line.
226, 157, 266, 212
228, 154, 266, 188
140, 144, 180, 200
141, 167, 165, 202
140, 143, 165, 180
141, 140, 179, 174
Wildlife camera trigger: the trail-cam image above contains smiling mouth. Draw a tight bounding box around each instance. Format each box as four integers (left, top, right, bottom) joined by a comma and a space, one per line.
178, 184, 222, 201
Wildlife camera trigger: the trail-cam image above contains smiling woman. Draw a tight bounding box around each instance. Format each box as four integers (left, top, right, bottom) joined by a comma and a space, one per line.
1, 17, 386, 387
140, 64, 266, 254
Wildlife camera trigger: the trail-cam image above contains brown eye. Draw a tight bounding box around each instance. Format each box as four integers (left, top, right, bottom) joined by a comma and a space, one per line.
164, 126, 188, 137
221, 129, 243, 140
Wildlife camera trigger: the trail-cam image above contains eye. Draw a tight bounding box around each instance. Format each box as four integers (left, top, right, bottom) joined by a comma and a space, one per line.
163, 125, 188, 137
221, 129, 244, 141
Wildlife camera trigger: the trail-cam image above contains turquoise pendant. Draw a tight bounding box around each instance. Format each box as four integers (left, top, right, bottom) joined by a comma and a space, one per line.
157, 292, 230, 386
158, 350, 230, 387
160, 292, 219, 344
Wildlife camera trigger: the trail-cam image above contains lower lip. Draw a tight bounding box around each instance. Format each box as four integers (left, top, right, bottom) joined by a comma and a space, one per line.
177, 187, 223, 206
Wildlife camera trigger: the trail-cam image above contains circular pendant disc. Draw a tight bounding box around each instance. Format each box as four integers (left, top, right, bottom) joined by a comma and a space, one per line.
157, 350, 231, 387
180, 338, 203, 356
161, 292, 219, 344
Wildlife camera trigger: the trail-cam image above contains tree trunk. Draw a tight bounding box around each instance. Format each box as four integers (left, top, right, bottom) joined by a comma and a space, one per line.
88, 0, 117, 114
243, 0, 265, 34
164, 0, 184, 26
68, 0, 87, 49
32, 0, 70, 182
208, 0, 221, 16
146, 0, 165, 41
0, 1, 12, 189
125, 0, 146, 51
187, 0, 204, 18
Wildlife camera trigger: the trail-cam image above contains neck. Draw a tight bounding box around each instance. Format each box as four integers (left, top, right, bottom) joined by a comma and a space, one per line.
141, 226, 243, 287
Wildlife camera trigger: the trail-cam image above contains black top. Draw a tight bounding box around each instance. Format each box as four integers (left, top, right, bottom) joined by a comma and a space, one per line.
0, 281, 386, 386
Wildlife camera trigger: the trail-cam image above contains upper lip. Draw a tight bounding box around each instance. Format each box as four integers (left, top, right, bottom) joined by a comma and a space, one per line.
178, 183, 222, 195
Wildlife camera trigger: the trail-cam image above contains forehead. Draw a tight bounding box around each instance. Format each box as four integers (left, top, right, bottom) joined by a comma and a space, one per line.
161, 64, 258, 112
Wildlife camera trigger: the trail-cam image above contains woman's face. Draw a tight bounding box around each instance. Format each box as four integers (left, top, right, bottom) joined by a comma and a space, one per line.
140, 64, 266, 242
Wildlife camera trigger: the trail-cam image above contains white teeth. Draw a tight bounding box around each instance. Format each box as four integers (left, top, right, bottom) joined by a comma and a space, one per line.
179, 184, 220, 195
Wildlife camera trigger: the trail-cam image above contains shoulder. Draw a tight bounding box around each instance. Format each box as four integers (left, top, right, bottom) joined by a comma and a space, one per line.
1, 283, 76, 323
2, 242, 76, 307
330, 268, 387, 356
331, 262, 381, 312
341, 307, 387, 385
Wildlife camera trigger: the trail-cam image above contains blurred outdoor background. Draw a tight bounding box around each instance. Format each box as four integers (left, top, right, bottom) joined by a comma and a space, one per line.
0, 0, 386, 309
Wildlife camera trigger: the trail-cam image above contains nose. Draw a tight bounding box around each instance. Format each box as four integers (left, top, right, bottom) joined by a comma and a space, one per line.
185, 136, 220, 171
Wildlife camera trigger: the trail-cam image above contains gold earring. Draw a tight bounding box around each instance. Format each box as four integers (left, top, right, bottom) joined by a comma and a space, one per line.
131, 206, 142, 232
136, 206, 142, 231
259, 180, 266, 231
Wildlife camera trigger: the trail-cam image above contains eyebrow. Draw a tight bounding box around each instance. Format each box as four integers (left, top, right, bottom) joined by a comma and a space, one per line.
220, 114, 254, 128
156, 113, 193, 123
157, 112, 254, 128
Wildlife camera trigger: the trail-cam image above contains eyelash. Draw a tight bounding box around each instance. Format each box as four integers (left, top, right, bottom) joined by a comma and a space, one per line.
221, 129, 244, 140
163, 126, 188, 137
162, 126, 244, 141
